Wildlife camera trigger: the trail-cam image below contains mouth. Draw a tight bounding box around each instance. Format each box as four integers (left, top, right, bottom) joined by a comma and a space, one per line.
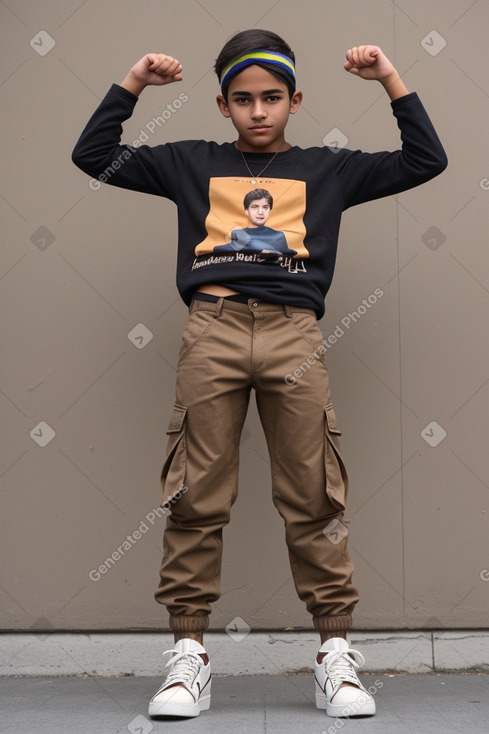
249, 125, 272, 131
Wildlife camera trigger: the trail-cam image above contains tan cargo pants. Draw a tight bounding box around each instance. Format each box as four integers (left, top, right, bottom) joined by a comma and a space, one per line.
154, 296, 359, 636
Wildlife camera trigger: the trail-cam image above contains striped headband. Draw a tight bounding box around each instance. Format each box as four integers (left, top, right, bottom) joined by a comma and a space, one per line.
220, 49, 296, 92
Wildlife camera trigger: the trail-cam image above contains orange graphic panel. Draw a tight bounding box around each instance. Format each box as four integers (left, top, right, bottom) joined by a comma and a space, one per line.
195, 177, 308, 258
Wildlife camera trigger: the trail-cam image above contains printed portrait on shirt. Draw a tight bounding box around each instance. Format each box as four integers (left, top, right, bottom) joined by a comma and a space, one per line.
195, 177, 309, 264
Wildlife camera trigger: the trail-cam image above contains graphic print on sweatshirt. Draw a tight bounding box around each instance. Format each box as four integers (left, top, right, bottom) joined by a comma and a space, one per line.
192, 177, 308, 274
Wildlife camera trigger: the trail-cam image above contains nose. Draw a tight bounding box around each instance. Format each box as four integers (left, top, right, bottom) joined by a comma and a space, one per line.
251, 100, 266, 119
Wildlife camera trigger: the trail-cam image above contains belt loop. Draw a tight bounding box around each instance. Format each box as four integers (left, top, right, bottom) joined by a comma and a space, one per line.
215, 297, 224, 317
284, 304, 292, 318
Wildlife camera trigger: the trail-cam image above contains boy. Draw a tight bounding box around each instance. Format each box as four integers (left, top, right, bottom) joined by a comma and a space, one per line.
72, 29, 447, 720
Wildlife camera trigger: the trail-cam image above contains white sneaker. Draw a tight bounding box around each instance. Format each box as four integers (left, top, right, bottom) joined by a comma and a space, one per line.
148, 638, 211, 718
314, 638, 376, 717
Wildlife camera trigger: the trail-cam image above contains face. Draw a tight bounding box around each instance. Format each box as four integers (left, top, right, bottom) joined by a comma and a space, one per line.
217, 65, 302, 153
245, 198, 271, 226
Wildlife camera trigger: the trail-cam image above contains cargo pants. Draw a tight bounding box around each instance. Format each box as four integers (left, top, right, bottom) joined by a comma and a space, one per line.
154, 295, 360, 637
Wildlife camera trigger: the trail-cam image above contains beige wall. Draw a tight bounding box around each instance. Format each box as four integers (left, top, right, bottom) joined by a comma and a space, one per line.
1, 0, 488, 633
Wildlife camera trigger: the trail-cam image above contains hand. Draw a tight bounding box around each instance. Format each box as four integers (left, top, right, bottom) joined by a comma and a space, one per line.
344, 45, 395, 82
121, 53, 183, 95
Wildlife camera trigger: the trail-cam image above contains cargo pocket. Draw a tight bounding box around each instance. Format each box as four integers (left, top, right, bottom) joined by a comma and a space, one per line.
160, 403, 187, 508
324, 403, 348, 511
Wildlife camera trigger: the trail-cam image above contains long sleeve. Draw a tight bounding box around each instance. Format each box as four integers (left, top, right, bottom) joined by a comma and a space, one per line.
334, 92, 448, 209
72, 83, 178, 199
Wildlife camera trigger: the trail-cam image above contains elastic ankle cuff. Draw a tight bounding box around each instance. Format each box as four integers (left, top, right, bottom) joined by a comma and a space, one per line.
169, 614, 210, 633
313, 614, 353, 633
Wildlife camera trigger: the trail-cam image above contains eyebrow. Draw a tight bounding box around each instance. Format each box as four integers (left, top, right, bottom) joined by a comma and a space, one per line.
230, 89, 285, 97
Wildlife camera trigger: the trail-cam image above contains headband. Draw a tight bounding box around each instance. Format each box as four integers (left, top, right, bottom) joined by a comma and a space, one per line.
220, 49, 296, 92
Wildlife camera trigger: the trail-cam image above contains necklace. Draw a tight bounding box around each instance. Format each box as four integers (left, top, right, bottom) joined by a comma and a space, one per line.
240, 149, 280, 184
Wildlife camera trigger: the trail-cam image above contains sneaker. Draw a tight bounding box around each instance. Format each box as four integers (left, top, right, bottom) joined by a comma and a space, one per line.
148, 638, 211, 718
314, 637, 375, 717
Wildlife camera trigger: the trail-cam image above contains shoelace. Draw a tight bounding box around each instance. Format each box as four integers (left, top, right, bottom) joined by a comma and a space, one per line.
323, 647, 366, 690
162, 649, 202, 688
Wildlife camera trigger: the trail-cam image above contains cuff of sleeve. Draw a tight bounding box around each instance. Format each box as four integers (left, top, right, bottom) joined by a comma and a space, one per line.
390, 91, 419, 110
108, 82, 139, 105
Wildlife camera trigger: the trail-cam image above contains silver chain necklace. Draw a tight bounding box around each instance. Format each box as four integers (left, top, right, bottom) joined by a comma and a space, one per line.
240, 149, 280, 184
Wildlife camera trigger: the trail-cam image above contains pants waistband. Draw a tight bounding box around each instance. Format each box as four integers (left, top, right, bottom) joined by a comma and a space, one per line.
192, 291, 250, 304
190, 292, 316, 318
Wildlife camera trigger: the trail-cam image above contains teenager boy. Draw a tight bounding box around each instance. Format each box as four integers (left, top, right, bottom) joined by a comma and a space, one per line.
72, 29, 447, 720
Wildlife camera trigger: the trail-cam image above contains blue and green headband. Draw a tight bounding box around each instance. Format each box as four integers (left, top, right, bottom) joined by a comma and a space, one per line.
220, 49, 296, 93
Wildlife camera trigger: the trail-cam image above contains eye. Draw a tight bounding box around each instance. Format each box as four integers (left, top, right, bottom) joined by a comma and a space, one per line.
266, 95, 281, 102
234, 97, 250, 104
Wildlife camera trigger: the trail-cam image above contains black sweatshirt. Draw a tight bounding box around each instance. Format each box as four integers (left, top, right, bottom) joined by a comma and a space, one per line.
72, 83, 447, 319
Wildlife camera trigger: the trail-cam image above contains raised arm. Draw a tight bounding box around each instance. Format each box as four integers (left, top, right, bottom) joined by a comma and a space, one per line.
334, 45, 447, 208
72, 54, 184, 197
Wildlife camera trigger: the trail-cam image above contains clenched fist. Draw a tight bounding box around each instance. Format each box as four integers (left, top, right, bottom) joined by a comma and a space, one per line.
122, 53, 183, 96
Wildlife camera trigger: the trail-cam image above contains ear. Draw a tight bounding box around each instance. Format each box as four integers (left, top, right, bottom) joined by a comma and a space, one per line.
289, 90, 303, 114
216, 94, 231, 118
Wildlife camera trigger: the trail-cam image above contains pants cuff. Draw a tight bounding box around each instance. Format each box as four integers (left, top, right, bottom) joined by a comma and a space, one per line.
313, 613, 353, 633
169, 614, 210, 633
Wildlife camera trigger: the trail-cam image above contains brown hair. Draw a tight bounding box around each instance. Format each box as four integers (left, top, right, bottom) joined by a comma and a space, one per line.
243, 188, 273, 210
